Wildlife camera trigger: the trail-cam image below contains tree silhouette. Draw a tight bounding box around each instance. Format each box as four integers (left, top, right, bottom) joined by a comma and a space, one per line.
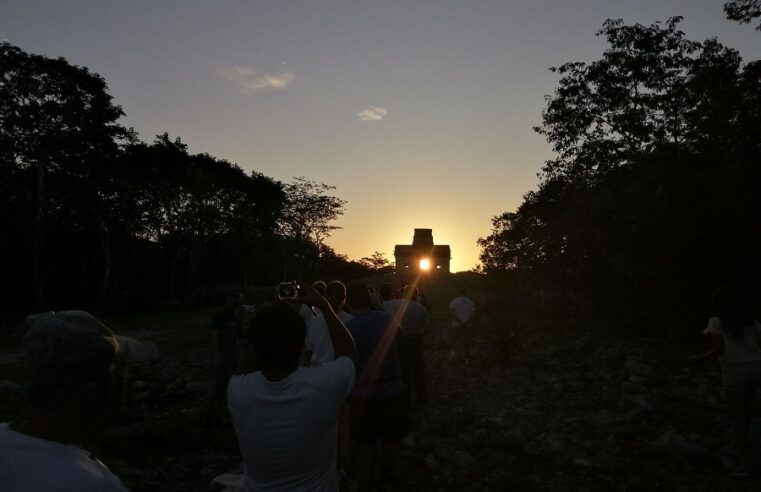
115, 135, 285, 302
278, 177, 347, 276
724, 0, 761, 30
360, 251, 393, 273
480, 18, 761, 331
0, 42, 132, 307
1, 43, 364, 310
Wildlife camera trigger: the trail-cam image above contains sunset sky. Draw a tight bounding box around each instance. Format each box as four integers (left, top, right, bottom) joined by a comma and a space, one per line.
3, 1, 760, 271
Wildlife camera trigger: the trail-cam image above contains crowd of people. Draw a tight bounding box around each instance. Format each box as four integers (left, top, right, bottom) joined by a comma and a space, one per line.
0, 279, 477, 492
3, 281, 761, 489
216, 279, 475, 491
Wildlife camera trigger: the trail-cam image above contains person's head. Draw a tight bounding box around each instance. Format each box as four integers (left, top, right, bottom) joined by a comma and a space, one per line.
379, 283, 394, 301
406, 285, 419, 301
325, 280, 347, 312
711, 284, 754, 339
346, 282, 372, 311
312, 280, 327, 297
23, 311, 118, 412
19, 311, 156, 444
249, 302, 306, 371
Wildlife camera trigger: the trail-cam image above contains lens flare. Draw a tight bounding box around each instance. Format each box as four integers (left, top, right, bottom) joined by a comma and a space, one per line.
419, 258, 431, 271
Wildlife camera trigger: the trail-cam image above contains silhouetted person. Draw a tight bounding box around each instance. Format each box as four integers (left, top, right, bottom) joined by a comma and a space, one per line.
395, 286, 430, 407
417, 288, 431, 313
0, 311, 154, 491
285, 285, 317, 324
345, 282, 408, 491
379, 283, 394, 303
312, 280, 327, 297
227, 283, 357, 492
449, 287, 476, 363
207, 291, 242, 424
690, 285, 761, 476
306, 280, 354, 365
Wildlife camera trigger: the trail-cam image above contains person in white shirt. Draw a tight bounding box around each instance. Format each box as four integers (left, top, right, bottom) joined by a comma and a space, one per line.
1, 311, 156, 492
306, 281, 353, 366
449, 288, 477, 363
228, 282, 357, 492
690, 285, 761, 476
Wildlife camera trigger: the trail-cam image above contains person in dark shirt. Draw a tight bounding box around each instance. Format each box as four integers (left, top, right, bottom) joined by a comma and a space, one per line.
345, 282, 408, 491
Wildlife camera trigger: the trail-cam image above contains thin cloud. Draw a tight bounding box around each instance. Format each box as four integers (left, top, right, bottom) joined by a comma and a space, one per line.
356, 107, 388, 121
219, 65, 294, 95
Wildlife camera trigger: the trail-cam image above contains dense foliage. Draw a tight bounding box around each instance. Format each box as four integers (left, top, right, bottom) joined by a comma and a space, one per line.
479, 18, 761, 332
0, 42, 370, 311
724, 0, 761, 30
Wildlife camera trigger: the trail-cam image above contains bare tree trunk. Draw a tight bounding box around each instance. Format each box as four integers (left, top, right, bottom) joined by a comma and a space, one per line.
97, 217, 111, 301
32, 159, 46, 310
170, 247, 181, 304
185, 240, 205, 304
241, 235, 251, 287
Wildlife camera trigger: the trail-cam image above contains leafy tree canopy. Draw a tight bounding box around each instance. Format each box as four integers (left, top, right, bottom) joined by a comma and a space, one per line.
279, 177, 347, 249
536, 17, 745, 183
360, 251, 393, 272
480, 17, 761, 331
724, 0, 761, 30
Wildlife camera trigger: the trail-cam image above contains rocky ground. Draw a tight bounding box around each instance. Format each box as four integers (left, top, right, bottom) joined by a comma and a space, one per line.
1, 306, 760, 491
406, 319, 761, 491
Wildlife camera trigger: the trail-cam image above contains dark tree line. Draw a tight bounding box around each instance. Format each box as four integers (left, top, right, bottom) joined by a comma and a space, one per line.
479, 17, 761, 334
0, 42, 373, 312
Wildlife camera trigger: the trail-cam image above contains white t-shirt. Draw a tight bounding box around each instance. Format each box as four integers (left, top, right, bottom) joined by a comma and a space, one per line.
306, 311, 353, 365
0, 423, 128, 492
449, 296, 475, 324
299, 304, 317, 324
227, 357, 355, 492
704, 317, 761, 363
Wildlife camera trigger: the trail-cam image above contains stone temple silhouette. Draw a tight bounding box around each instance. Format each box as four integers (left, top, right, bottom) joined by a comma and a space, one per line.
394, 229, 451, 274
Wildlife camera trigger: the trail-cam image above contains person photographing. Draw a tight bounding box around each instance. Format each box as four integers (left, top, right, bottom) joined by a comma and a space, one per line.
227, 281, 357, 492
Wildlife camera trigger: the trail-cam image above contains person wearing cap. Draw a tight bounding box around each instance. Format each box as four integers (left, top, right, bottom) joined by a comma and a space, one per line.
305, 280, 354, 366
227, 282, 357, 492
0, 310, 155, 491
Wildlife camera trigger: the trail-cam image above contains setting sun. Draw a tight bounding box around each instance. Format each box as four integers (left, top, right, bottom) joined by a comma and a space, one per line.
419, 258, 431, 271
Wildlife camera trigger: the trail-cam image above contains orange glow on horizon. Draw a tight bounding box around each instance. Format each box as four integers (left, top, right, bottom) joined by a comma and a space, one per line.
327, 215, 493, 273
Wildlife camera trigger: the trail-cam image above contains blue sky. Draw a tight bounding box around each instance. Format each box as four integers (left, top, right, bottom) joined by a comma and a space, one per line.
2, 0, 759, 271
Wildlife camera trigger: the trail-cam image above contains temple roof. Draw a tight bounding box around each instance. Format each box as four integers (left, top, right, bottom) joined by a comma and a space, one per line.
394, 244, 451, 255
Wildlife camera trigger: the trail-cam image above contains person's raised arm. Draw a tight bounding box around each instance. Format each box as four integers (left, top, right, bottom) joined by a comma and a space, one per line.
299, 281, 357, 364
